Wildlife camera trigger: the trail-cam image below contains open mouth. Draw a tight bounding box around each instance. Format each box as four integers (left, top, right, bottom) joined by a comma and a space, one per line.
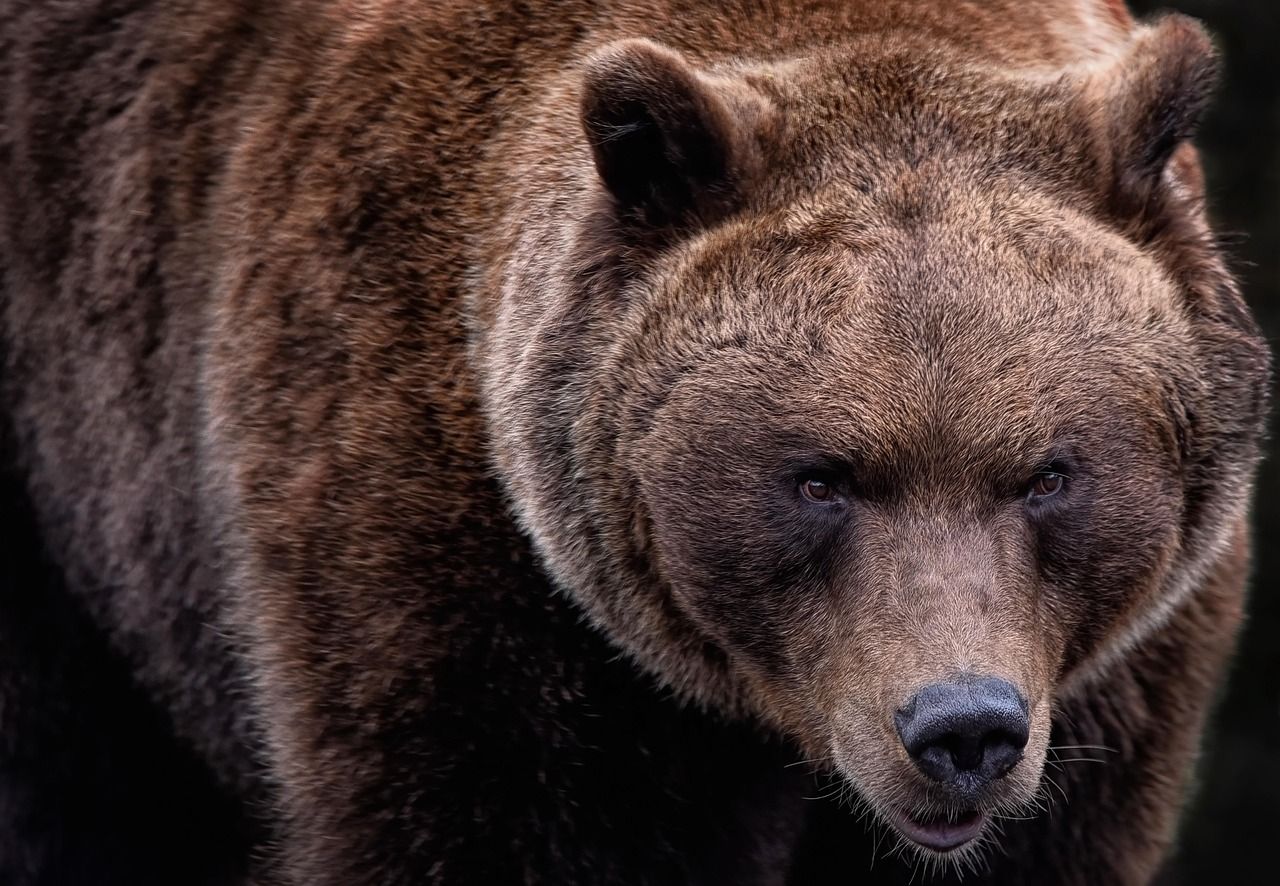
888, 807, 988, 852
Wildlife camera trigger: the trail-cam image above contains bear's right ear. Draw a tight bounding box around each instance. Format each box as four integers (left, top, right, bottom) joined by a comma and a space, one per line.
580, 39, 772, 227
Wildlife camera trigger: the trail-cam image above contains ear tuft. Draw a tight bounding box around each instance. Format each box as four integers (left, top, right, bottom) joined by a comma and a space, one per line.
1103, 14, 1219, 198
580, 39, 768, 226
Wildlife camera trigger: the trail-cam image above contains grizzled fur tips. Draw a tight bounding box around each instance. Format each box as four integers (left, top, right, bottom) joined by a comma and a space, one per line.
0, 1, 1268, 884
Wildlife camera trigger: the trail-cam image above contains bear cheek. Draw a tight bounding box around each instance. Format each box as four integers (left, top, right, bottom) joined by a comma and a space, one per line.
1035, 467, 1183, 678
635, 448, 844, 686
645, 494, 834, 679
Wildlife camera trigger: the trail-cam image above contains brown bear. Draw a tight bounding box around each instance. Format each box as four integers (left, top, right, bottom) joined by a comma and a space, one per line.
0, 0, 1269, 884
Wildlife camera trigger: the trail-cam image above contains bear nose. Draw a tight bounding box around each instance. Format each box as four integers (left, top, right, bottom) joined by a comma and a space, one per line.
894, 676, 1030, 787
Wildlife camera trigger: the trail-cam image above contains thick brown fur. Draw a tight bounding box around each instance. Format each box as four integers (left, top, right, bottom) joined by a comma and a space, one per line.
0, 1, 1268, 884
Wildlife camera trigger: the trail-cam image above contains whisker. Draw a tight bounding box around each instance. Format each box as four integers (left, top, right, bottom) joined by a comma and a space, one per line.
1042, 772, 1069, 806
1048, 744, 1117, 753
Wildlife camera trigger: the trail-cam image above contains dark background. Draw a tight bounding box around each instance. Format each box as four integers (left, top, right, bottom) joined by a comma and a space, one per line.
1131, 0, 1279, 881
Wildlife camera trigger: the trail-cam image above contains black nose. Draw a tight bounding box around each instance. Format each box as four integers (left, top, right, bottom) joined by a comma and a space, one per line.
895, 676, 1030, 787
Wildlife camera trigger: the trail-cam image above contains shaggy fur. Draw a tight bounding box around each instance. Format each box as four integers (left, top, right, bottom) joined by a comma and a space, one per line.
0, 1, 1268, 884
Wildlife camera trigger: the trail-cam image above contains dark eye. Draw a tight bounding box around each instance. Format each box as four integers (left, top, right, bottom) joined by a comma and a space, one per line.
1027, 471, 1066, 501
800, 477, 836, 503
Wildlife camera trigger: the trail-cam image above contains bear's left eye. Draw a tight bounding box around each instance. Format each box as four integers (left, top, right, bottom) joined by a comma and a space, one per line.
1027, 471, 1066, 501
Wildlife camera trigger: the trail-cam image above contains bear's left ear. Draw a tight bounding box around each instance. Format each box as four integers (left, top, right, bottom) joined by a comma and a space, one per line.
580, 39, 773, 227
1095, 15, 1219, 213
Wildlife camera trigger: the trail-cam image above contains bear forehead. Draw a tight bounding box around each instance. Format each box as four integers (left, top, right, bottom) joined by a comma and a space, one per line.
637, 188, 1188, 473
659, 177, 1187, 346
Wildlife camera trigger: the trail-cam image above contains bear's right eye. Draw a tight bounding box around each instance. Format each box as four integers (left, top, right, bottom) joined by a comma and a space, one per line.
799, 476, 838, 504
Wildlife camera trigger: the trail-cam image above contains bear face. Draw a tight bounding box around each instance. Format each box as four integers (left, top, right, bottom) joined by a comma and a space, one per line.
610, 192, 1196, 848
482, 15, 1268, 862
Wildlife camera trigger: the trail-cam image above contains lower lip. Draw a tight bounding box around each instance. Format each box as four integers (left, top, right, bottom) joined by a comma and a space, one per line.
890, 807, 988, 852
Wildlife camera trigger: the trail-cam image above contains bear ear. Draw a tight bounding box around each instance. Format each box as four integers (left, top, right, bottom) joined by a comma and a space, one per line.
1097, 15, 1219, 209
580, 39, 770, 227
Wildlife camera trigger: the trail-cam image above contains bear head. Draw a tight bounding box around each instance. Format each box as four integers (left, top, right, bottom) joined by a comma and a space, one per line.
480, 13, 1269, 861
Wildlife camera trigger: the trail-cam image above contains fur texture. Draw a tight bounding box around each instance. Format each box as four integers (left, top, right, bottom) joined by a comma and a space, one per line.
0, 1, 1268, 884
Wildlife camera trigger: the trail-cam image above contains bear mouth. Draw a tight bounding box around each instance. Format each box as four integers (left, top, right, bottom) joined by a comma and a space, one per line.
888, 807, 988, 853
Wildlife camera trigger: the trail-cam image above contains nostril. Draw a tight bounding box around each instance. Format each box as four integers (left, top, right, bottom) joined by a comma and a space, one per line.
895, 675, 1030, 786
982, 730, 1026, 780
916, 744, 958, 783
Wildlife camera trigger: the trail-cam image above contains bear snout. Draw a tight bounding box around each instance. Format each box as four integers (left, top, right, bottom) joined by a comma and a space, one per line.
894, 675, 1030, 793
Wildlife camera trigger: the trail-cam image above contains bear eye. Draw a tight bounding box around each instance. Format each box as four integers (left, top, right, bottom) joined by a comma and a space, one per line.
800, 476, 836, 503
1027, 471, 1066, 501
